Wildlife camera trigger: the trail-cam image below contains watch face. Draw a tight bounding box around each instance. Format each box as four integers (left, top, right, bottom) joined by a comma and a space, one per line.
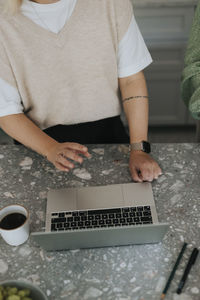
143, 141, 151, 153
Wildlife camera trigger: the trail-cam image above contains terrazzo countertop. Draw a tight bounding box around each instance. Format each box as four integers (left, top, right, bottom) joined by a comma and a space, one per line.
132, 0, 198, 8
0, 144, 200, 300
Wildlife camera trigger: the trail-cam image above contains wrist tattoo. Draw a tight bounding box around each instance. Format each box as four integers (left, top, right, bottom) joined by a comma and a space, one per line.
122, 96, 149, 104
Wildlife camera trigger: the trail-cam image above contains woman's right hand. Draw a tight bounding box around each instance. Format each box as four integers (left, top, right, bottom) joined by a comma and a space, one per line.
46, 142, 91, 172
0, 114, 90, 172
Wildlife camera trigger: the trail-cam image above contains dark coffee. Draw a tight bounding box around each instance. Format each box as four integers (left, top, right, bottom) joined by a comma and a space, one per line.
0, 213, 26, 230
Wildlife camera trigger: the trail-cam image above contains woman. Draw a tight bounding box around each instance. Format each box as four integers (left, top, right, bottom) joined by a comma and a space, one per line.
0, 0, 162, 182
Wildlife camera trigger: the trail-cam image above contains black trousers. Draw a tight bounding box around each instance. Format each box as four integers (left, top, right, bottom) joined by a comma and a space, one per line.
14, 116, 129, 145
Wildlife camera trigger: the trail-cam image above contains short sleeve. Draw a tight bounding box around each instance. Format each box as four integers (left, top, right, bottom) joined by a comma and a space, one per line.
0, 34, 17, 88
118, 15, 152, 78
114, 0, 133, 43
0, 78, 23, 117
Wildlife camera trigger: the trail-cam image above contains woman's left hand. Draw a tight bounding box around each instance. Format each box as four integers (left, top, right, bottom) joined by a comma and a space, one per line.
129, 151, 162, 182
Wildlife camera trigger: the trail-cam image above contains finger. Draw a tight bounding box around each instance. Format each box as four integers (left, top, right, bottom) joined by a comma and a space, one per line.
74, 149, 91, 158
57, 154, 75, 169
153, 168, 159, 180
140, 167, 154, 182
61, 150, 83, 164
83, 151, 91, 158
158, 166, 162, 176
130, 167, 143, 182
153, 165, 162, 180
63, 143, 89, 154
54, 161, 70, 172
153, 172, 158, 180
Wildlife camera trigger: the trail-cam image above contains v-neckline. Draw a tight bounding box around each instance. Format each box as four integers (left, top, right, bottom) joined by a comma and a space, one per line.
13, 0, 81, 40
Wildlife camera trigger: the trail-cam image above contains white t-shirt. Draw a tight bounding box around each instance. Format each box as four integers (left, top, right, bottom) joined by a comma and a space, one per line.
0, 0, 152, 118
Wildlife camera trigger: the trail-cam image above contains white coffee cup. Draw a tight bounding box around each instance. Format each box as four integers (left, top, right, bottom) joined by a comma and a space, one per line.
0, 204, 29, 246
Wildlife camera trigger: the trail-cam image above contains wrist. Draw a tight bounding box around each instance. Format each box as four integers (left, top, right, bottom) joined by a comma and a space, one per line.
130, 150, 148, 157
42, 139, 59, 160
129, 141, 151, 154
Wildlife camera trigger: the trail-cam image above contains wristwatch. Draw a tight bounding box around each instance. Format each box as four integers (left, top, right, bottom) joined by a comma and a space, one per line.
129, 141, 151, 153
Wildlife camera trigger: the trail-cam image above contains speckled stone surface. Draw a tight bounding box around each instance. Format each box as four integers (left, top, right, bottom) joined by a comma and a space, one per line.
132, 0, 198, 8
0, 144, 200, 300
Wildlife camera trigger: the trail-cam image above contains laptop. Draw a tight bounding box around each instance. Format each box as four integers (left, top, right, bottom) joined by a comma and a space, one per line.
31, 182, 169, 251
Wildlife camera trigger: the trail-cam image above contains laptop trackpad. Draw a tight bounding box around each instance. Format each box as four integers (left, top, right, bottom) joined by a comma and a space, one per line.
77, 185, 123, 210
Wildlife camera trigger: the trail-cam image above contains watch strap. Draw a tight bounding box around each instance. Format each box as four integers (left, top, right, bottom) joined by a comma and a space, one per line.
129, 142, 143, 151
129, 141, 151, 153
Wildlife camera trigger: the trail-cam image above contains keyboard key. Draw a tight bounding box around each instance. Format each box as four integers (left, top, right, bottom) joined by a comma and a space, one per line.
99, 220, 105, 225
134, 217, 140, 222
92, 221, 98, 226
88, 208, 121, 215
51, 224, 56, 231
52, 217, 66, 223
102, 215, 108, 220
137, 207, 144, 212
113, 219, 119, 224
95, 215, 101, 220
144, 206, 151, 211
129, 212, 135, 217
85, 221, 91, 226
81, 216, 87, 221
109, 213, 115, 218
67, 217, 73, 222
116, 213, 122, 218
122, 213, 128, 218
65, 212, 73, 215
71, 222, 77, 227
141, 217, 152, 222
106, 219, 112, 224
88, 215, 94, 220
79, 211, 87, 216
136, 212, 142, 217
127, 218, 133, 223
58, 228, 64, 231
130, 207, 136, 212
143, 211, 152, 216
64, 222, 70, 228
74, 216, 80, 221
52, 213, 58, 216
78, 222, 84, 227
120, 218, 126, 224
72, 212, 78, 217
122, 208, 130, 212
59, 212, 65, 218
56, 223, 63, 229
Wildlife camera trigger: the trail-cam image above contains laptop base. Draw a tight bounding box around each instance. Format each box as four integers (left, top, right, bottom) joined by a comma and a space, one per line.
31, 223, 168, 251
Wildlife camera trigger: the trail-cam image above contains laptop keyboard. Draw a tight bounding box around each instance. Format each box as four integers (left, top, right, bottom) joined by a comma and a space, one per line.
50, 206, 153, 232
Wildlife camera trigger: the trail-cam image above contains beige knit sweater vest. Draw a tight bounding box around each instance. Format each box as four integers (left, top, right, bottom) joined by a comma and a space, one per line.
0, 0, 133, 129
